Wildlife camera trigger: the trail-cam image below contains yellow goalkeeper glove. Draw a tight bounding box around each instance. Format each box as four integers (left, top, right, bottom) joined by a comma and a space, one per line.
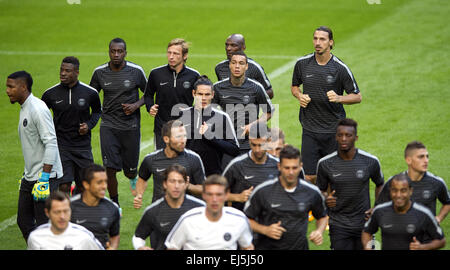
32, 172, 50, 201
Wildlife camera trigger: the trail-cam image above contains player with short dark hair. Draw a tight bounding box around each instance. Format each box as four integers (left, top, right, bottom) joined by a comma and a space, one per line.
42, 56, 101, 195
144, 38, 200, 150
376, 141, 450, 223
27, 191, 103, 250
90, 37, 147, 205
215, 33, 274, 99
213, 51, 274, 155
362, 173, 446, 250
316, 118, 384, 250
244, 145, 328, 250
70, 163, 121, 249
177, 75, 240, 176
6, 71, 63, 241
165, 174, 254, 250
132, 164, 205, 250
223, 122, 279, 211
291, 26, 362, 184
133, 120, 206, 207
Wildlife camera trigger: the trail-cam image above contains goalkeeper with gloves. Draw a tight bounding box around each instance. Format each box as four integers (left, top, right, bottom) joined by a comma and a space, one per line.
6, 71, 63, 242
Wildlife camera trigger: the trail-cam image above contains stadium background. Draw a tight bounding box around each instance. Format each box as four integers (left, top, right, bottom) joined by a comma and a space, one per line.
0, 0, 448, 250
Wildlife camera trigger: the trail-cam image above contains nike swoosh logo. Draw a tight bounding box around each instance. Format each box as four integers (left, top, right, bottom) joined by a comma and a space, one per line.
104, 82, 112, 86
76, 219, 87, 224
160, 82, 169, 86
306, 74, 313, 78
271, 203, 281, 208
55, 100, 63, 104
222, 95, 231, 99
333, 173, 342, 177
383, 224, 393, 228
244, 175, 254, 180
156, 168, 166, 172
160, 222, 170, 227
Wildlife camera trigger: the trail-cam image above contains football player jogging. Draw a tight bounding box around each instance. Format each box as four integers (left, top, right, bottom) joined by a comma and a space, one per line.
291, 26, 361, 184
177, 75, 239, 176
134, 120, 206, 207
90, 38, 147, 205
213, 51, 274, 154
376, 141, 450, 223
362, 173, 446, 250
70, 164, 120, 249
42, 56, 101, 195
132, 164, 205, 250
316, 118, 384, 250
27, 191, 103, 250
6, 71, 63, 241
144, 38, 200, 150
223, 122, 279, 211
215, 33, 274, 99
165, 175, 254, 250
244, 145, 328, 250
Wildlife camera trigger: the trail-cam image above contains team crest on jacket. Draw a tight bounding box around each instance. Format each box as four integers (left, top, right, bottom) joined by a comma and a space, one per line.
406, 224, 416, 233
23, 118, 28, 127
100, 217, 108, 227
183, 81, 191, 89
124, 80, 131, 88
78, 98, 86, 107
356, 169, 364, 179
223, 232, 232, 241
326, 75, 335, 84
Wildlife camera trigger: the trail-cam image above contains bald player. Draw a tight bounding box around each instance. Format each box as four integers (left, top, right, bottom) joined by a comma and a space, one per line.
215, 33, 274, 99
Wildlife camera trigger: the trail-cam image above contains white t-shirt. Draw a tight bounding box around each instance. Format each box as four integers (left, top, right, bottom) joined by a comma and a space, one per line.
27, 222, 104, 250
165, 206, 253, 250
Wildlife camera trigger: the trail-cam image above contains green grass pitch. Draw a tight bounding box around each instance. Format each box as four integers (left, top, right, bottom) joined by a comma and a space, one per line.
0, 0, 449, 250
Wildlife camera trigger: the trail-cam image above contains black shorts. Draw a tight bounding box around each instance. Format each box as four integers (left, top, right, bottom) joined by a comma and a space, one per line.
59, 148, 94, 186
301, 129, 337, 175
100, 125, 140, 175
329, 224, 363, 250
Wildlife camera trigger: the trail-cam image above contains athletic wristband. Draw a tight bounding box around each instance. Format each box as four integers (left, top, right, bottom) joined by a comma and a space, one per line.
39, 172, 50, 182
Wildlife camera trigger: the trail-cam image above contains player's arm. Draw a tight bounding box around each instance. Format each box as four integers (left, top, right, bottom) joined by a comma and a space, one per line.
327, 91, 361, 104
133, 177, 148, 209
437, 204, 450, 224
328, 65, 362, 104
187, 155, 206, 196
309, 215, 328, 246
107, 235, 120, 250
143, 72, 157, 114
361, 231, 374, 250
410, 236, 446, 250
248, 219, 286, 240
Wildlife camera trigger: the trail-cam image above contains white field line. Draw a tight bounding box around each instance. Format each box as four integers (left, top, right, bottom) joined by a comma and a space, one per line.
0, 215, 17, 233
0, 50, 297, 60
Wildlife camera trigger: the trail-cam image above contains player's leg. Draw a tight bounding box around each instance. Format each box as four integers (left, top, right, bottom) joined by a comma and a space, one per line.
120, 128, 140, 196
329, 225, 358, 250
301, 129, 321, 184
319, 132, 337, 157
58, 150, 76, 194
71, 149, 94, 196
17, 179, 37, 242
100, 126, 122, 206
